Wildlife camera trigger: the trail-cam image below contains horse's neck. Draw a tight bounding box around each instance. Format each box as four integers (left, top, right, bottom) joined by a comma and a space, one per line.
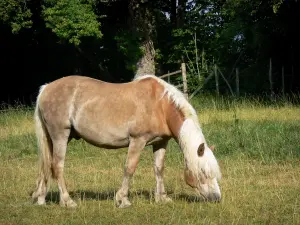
178, 118, 206, 155
166, 103, 185, 140
166, 103, 206, 147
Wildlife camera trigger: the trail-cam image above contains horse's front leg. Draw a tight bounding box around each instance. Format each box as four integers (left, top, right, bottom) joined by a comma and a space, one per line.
153, 141, 172, 203
116, 137, 146, 208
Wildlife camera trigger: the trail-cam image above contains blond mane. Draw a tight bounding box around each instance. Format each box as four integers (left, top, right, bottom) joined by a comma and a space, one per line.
134, 74, 199, 125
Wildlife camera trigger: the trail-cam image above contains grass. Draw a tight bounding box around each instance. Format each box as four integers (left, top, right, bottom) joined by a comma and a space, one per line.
0, 96, 300, 225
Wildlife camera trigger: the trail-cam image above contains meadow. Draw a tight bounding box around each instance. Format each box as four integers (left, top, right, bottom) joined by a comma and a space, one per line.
0, 95, 300, 225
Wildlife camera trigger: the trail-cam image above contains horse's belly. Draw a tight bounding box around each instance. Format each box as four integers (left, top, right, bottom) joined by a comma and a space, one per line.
86, 137, 130, 149
74, 126, 130, 149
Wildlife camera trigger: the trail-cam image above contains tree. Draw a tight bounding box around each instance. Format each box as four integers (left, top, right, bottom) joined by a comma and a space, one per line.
1, 0, 300, 106
42, 0, 102, 46
0, 0, 32, 33
128, 0, 156, 76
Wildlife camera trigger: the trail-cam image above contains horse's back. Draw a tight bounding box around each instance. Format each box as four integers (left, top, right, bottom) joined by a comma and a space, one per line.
39, 74, 165, 99
36, 75, 170, 148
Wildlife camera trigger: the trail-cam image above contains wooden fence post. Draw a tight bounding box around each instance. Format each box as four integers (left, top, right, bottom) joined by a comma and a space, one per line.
181, 63, 188, 99
281, 66, 285, 96
236, 68, 239, 97
214, 64, 219, 96
218, 67, 234, 97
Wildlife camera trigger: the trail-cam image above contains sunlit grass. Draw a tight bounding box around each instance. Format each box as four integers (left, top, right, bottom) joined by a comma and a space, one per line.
0, 97, 300, 224
198, 106, 300, 124
0, 107, 34, 140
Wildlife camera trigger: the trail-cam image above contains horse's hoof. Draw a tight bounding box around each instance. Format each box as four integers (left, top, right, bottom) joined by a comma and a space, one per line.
67, 200, 78, 208
116, 198, 132, 208
33, 199, 46, 206
31, 192, 39, 202
60, 199, 78, 208
31, 191, 37, 199
118, 201, 132, 208
155, 194, 172, 203
37, 199, 46, 205
32, 193, 46, 205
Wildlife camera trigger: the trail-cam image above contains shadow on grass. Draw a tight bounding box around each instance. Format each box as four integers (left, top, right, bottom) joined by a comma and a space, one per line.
30, 189, 208, 205
41, 190, 116, 204
133, 190, 207, 203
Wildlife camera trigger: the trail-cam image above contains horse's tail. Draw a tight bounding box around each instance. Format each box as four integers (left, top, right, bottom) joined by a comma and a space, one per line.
34, 85, 53, 181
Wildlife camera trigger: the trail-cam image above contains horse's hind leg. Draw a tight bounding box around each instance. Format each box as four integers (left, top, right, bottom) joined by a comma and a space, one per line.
116, 137, 146, 208
32, 172, 49, 205
51, 130, 77, 208
153, 141, 172, 203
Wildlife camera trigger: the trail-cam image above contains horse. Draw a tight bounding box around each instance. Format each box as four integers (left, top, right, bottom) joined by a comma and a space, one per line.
31, 74, 221, 208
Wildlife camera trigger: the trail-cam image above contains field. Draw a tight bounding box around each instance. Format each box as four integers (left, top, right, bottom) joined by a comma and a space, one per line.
0, 96, 300, 225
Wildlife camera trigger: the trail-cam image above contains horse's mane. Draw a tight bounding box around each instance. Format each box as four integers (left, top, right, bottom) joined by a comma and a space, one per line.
134, 74, 199, 126
134, 75, 221, 181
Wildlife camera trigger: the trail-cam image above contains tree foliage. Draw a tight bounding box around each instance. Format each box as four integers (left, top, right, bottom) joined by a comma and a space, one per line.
0, 0, 299, 104
0, 0, 32, 33
42, 0, 102, 45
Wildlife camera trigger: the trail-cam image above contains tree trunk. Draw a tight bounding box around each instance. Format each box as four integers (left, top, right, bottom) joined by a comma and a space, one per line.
128, 0, 156, 76
177, 0, 187, 29
170, 0, 177, 28
135, 37, 155, 75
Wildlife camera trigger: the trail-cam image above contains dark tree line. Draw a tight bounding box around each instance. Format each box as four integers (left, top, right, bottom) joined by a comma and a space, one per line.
0, 0, 299, 105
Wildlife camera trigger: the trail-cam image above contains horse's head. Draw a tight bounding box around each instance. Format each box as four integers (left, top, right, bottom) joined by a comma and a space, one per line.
184, 143, 221, 202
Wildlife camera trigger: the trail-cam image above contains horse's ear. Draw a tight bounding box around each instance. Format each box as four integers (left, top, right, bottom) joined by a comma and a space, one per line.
210, 145, 215, 151
197, 143, 205, 157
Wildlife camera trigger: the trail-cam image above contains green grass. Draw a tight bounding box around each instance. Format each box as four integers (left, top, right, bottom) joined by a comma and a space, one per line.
1, 96, 300, 225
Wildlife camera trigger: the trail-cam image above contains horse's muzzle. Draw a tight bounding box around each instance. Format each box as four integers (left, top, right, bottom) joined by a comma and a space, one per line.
206, 192, 221, 202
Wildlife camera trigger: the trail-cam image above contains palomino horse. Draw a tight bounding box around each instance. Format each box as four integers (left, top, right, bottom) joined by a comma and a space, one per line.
32, 74, 221, 208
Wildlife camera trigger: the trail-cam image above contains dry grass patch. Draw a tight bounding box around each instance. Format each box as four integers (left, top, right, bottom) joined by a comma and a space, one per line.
0, 154, 299, 224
